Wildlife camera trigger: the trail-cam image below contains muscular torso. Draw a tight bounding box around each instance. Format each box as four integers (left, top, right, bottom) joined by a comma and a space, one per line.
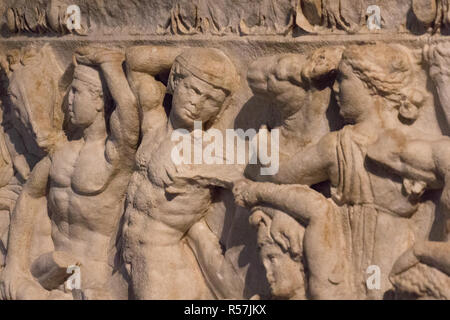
48, 137, 129, 264
124, 127, 213, 246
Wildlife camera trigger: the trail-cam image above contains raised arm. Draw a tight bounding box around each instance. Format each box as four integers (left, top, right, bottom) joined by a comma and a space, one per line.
248, 47, 342, 119
247, 54, 306, 118
125, 46, 185, 135
125, 46, 185, 76
74, 47, 139, 165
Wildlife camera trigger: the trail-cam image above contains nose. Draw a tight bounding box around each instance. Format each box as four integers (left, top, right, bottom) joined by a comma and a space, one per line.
266, 270, 274, 284
263, 262, 274, 281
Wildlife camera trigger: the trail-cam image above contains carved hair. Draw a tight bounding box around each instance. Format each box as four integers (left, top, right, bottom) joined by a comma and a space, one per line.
250, 209, 307, 299
250, 210, 304, 263
169, 48, 238, 95
342, 44, 426, 121
72, 61, 113, 105
390, 262, 450, 300
71, 61, 114, 133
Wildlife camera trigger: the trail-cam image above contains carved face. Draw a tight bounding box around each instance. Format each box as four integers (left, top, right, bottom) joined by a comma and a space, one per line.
260, 244, 305, 299
68, 79, 103, 127
333, 62, 373, 122
170, 74, 226, 130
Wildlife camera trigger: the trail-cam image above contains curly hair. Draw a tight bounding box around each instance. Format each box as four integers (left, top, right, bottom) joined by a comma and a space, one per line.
250, 209, 305, 263
391, 262, 450, 300
341, 43, 426, 121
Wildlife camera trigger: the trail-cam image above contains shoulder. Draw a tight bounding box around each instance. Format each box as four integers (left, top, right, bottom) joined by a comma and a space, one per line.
317, 132, 338, 157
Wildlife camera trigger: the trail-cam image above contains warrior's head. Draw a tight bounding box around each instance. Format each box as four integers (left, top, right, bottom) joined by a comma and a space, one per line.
167, 48, 238, 131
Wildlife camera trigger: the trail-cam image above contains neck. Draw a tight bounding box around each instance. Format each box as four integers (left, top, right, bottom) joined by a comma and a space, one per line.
82, 112, 107, 142
354, 101, 387, 137
355, 101, 399, 136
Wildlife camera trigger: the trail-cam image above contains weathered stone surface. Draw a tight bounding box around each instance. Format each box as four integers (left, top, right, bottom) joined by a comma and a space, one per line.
0, 0, 450, 301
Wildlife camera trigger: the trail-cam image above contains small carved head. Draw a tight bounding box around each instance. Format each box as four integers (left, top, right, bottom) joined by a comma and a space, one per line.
68, 63, 108, 128
167, 48, 239, 130
250, 210, 306, 300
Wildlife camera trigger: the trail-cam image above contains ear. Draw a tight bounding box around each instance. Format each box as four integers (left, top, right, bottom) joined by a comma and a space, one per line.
399, 101, 419, 121
398, 89, 425, 121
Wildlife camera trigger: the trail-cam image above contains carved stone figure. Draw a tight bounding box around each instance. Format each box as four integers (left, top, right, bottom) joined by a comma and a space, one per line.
367, 128, 450, 299
0, 45, 67, 283
232, 180, 352, 299
2, 0, 450, 302
0, 46, 139, 300
365, 42, 450, 298
246, 46, 343, 181
122, 46, 241, 299
424, 42, 450, 129
249, 210, 306, 300
262, 43, 434, 299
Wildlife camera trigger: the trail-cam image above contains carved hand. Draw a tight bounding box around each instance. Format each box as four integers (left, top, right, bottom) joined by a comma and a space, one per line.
0, 264, 50, 300
232, 179, 260, 208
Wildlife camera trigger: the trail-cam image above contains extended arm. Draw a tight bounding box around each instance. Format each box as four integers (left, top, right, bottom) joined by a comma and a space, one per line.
367, 129, 444, 189
267, 132, 337, 185
233, 180, 333, 226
